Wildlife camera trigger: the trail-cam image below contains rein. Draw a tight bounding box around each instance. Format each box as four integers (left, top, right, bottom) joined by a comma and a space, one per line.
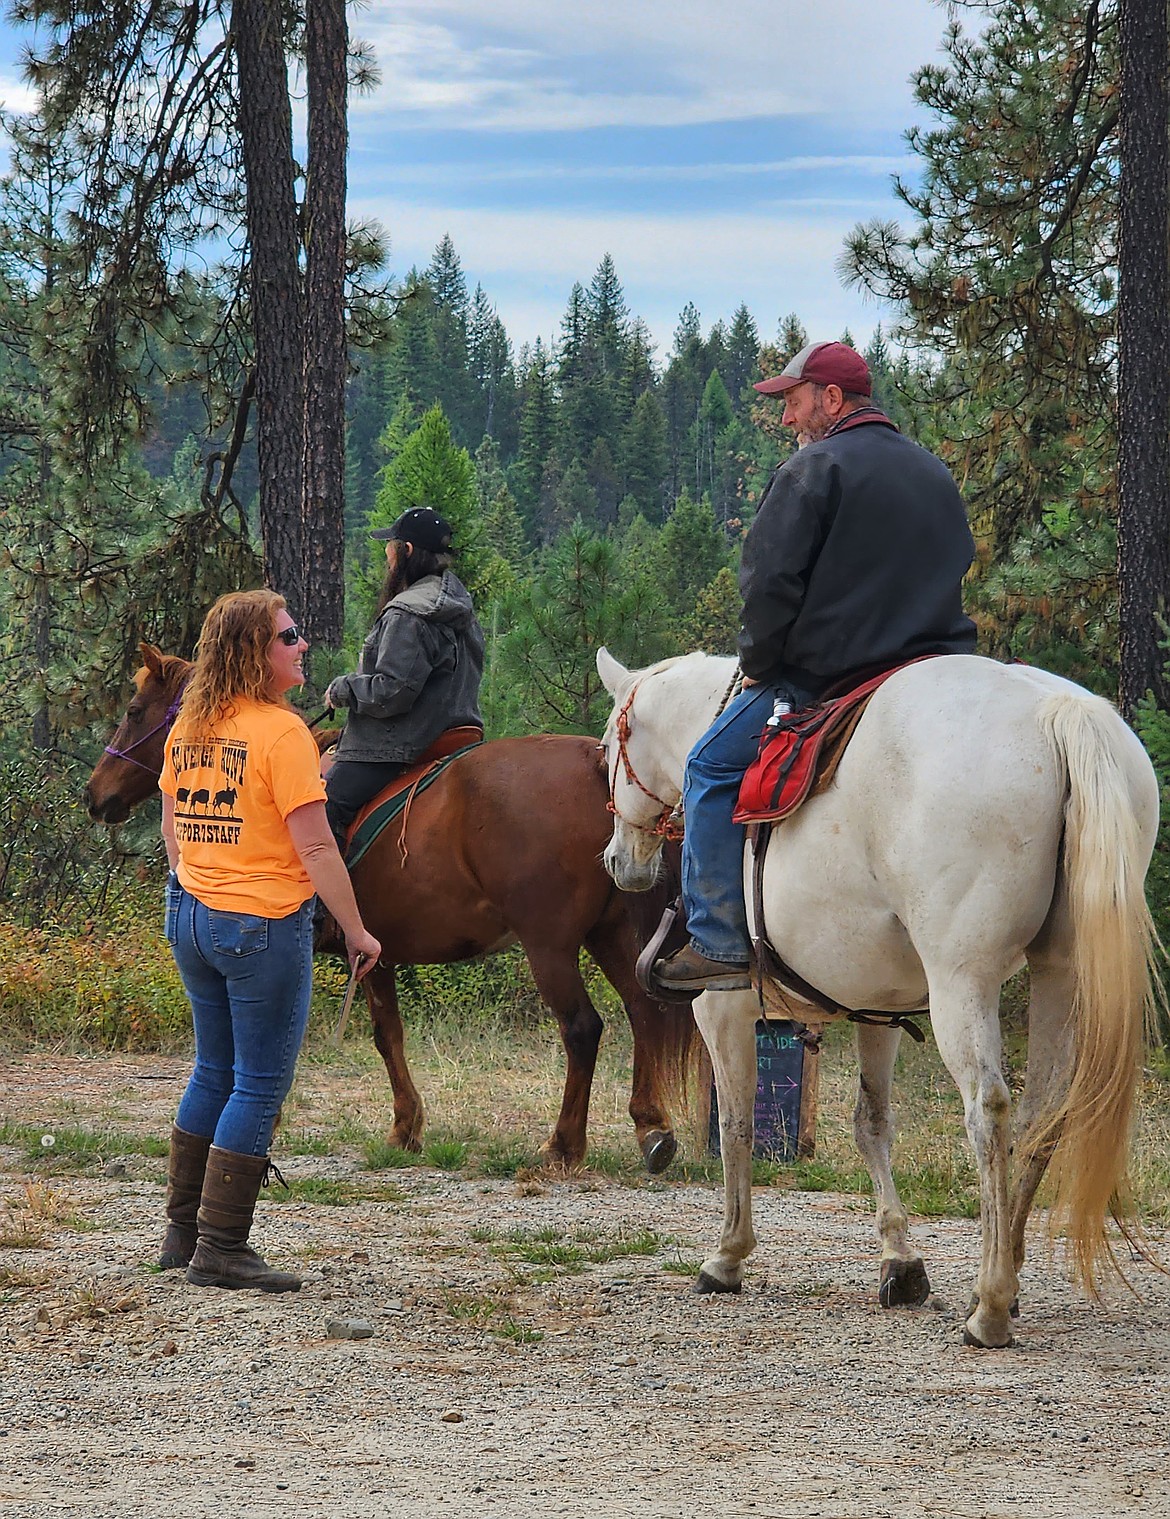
103, 684, 188, 777
606, 666, 743, 843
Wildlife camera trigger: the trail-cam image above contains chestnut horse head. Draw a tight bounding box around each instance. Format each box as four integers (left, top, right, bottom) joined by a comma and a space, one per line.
84, 643, 193, 824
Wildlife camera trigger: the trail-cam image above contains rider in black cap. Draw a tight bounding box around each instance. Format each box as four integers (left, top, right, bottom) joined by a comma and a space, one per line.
323, 508, 486, 854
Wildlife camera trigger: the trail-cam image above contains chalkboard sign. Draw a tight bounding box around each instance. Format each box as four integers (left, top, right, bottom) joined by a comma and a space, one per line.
707, 1019, 811, 1162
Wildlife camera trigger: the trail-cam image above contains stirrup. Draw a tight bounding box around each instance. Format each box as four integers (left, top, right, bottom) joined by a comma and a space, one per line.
636, 897, 698, 1003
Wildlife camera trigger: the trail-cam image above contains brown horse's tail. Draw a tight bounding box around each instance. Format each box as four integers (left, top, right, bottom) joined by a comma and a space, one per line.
1030, 691, 1162, 1295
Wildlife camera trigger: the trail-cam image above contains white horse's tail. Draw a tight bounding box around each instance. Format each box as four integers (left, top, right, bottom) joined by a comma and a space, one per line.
1032, 692, 1161, 1294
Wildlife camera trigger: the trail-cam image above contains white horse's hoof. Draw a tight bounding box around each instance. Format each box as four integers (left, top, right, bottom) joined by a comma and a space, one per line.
962, 1312, 1015, 1349
694, 1269, 742, 1295
878, 1257, 931, 1308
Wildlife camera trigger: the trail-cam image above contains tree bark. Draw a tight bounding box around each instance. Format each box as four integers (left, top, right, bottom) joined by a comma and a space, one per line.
1117, 0, 1170, 719
232, 0, 306, 616
302, 0, 349, 651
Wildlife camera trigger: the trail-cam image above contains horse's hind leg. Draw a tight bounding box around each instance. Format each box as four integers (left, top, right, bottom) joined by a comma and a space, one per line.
1009, 936, 1075, 1273
693, 988, 759, 1294
585, 913, 685, 1174
523, 944, 603, 1168
853, 1023, 931, 1308
364, 962, 425, 1151
927, 968, 1017, 1349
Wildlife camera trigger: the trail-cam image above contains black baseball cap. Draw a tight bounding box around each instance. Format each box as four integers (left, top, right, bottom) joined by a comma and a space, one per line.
370, 507, 454, 553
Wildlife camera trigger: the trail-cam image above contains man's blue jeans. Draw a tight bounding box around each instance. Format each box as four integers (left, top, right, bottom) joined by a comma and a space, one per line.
166, 877, 315, 1155
682, 678, 816, 964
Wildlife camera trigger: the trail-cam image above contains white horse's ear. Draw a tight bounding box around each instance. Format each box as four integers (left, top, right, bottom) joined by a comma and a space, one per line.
596, 646, 628, 696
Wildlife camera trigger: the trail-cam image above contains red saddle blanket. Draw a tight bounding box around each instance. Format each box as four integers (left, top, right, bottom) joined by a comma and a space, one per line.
733, 661, 926, 825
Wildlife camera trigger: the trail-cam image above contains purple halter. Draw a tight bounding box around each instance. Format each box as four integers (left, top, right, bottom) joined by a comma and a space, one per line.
103, 684, 188, 777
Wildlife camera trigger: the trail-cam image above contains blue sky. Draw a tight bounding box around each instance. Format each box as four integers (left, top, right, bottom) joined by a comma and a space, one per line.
0, 1, 955, 364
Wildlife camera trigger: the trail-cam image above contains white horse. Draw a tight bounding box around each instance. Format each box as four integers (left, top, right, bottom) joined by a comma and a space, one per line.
597, 647, 1162, 1348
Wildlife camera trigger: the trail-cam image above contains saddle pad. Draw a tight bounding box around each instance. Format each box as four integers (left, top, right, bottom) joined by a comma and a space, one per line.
344, 727, 483, 868
733, 661, 925, 825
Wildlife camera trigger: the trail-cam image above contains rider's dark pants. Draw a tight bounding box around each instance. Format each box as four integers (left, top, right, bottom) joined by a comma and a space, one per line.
324, 758, 408, 856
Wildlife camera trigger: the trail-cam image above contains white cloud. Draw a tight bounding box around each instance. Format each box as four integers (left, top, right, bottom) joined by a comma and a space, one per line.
353, 2, 948, 131
0, 69, 37, 115
348, 153, 913, 191
355, 195, 900, 353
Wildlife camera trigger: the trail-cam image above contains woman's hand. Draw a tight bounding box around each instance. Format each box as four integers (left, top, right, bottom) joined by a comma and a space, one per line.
346, 931, 382, 980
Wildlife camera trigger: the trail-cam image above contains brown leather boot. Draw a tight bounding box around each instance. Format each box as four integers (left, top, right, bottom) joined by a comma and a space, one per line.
185, 1147, 302, 1293
158, 1125, 212, 1270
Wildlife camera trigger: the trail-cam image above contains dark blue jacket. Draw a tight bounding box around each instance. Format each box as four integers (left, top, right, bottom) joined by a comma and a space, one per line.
737, 413, 976, 692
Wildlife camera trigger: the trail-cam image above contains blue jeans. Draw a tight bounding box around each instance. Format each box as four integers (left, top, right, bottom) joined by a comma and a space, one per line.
682, 678, 816, 963
165, 877, 315, 1155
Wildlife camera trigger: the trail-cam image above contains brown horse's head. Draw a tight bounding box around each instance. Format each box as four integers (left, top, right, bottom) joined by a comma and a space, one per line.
84, 643, 193, 824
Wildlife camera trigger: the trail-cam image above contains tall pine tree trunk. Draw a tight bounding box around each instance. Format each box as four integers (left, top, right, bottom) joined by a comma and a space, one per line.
233, 0, 306, 616
1118, 0, 1170, 719
302, 0, 349, 651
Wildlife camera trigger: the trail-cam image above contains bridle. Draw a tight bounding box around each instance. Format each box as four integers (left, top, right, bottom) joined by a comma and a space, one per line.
604, 664, 743, 843
103, 682, 188, 777
605, 683, 684, 842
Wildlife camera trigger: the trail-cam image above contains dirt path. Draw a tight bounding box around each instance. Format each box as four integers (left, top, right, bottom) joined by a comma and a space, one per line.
1, 1053, 1167, 1518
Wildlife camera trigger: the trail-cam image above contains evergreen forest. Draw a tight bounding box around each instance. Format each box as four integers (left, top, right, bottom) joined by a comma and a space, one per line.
1, 0, 1169, 1030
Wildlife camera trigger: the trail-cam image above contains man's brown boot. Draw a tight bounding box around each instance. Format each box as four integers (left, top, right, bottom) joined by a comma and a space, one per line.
652, 943, 751, 994
158, 1126, 212, 1270
185, 1147, 302, 1293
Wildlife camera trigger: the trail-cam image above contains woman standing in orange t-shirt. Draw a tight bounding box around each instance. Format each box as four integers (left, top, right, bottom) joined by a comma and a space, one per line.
158, 590, 380, 1293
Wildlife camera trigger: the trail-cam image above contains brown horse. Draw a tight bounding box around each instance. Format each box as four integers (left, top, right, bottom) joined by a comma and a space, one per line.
85, 645, 697, 1171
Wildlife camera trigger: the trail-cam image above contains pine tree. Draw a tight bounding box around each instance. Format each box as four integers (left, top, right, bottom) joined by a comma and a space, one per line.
842, 1, 1119, 676
725, 304, 761, 410
513, 339, 558, 532
499, 519, 670, 733
358, 405, 483, 626
618, 389, 669, 521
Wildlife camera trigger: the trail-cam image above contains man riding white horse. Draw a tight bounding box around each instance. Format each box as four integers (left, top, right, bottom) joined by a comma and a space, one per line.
653, 340, 979, 996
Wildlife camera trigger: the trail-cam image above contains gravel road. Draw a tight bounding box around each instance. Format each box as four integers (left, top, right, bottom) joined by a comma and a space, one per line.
1, 1054, 1167, 1519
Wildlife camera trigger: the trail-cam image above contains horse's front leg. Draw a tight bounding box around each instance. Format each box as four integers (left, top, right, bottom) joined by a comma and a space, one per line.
585, 913, 682, 1174
364, 962, 425, 1151
928, 969, 1017, 1349
525, 943, 603, 1169
853, 1022, 931, 1308
693, 988, 759, 1294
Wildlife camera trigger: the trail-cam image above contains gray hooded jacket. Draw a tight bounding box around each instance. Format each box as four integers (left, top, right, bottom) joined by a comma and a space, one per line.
326, 571, 485, 764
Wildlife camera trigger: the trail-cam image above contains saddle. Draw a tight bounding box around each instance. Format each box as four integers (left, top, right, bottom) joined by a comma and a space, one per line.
344, 726, 483, 868
733, 658, 936, 1039
733, 657, 934, 824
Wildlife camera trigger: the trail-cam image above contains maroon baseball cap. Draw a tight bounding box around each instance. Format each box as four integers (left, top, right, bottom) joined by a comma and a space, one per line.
754, 341, 872, 397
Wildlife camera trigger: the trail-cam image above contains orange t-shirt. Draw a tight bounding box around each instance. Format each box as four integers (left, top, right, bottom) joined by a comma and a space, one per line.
159, 699, 326, 917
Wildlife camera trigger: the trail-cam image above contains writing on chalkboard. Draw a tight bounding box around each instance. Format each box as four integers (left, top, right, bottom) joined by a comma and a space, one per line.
708, 1020, 806, 1162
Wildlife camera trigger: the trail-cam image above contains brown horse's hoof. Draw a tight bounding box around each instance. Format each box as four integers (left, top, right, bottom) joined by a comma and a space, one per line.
694, 1270, 742, 1295
878, 1257, 931, 1308
391, 1130, 423, 1154
640, 1129, 677, 1174
538, 1140, 584, 1172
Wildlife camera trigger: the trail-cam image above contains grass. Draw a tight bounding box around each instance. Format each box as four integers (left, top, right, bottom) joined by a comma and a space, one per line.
271, 1177, 405, 1208
0, 1180, 91, 1245
0, 1120, 168, 1171
442, 1290, 544, 1345
468, 1224, 677, 1280
3, 900, 1169, 1230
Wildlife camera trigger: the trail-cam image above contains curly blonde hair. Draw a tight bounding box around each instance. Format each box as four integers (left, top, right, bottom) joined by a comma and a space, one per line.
177, 589, 288, 734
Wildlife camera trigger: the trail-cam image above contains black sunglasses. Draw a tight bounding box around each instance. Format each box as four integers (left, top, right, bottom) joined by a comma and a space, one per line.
275, 625, 301, 646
